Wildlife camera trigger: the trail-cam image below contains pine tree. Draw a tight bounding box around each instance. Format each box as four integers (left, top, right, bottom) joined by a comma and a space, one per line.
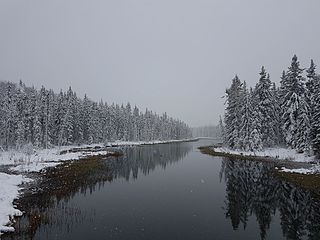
218, 115, 225, 141
224, 75, 243, 149
0, 82, 6, 148
15, 82, 26, 148
280, 55, 309, 151
132, 106, 140, 141
306, 60, 320, 156
0, 81, 192, 149
296, 96, 310, 153
310, 76, 320, 157
254, 67, 276, 147
249, 88, 263, 151
238, 82, 252, 151
5, 83, 18, 148
55, 91, 66, 146
271, 83, 283, 145
306, 60, 316, 98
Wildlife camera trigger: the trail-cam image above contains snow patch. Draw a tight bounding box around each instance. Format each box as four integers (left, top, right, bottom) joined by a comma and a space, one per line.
0, 173, 31, 236
214, 147, 315, 163
279, 165, 320, 174
9, 150, 114, 173
214, 146, 320, 175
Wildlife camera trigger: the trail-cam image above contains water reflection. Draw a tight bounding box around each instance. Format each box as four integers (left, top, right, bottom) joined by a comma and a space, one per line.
106, 143, 192, 180
4, 142, 192, 239
221, 159, 320, 240
4, 142, 320, 240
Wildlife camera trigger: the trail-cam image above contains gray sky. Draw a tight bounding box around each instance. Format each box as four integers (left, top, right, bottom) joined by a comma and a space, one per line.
0, 0, 319, 127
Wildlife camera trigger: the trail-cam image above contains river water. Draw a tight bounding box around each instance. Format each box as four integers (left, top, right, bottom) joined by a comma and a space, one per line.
5, 139, 320, 240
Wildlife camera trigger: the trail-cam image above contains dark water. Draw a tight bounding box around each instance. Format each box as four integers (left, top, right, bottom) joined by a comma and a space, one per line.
5, 140, 320, 240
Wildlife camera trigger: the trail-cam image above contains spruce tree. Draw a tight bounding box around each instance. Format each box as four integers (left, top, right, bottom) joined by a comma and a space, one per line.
218, 115, 225, 141
312, 82, 320, 157
280, 55, 309, 151
238, 82, 252, 151
306, 60, 320, 156
0, 81, 192, 149
249, 88, 263, 151
271, 83, 283, 145
224, 75, 243, 149
254, 67, 276, 147
308, 64, 320, 157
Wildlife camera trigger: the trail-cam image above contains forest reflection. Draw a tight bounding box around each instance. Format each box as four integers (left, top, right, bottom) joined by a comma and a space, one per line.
221, 159, 320, 240
5, 143, 320, 240
3, 143, 192, 239
105, 142, 192, 181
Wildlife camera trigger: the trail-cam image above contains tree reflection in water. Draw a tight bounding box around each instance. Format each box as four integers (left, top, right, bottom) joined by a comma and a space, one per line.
221, 159, 320, 240
106, 143, 192, 181
4, 143, 192, 239
4, 143, 320, 240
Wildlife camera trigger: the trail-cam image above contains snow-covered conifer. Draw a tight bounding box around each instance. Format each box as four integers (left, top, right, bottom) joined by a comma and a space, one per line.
224, 75, 243, 149
0, 81, 192, 149
280, 55, 309, 151
254, 67, 276, 147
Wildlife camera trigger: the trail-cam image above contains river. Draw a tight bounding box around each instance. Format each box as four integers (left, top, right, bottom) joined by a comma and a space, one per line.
4, 139, 320, 240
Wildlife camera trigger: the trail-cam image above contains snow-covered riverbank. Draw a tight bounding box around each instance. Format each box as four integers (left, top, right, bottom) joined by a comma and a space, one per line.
0, 173, 32, 235
214, 146, 315, 163
204, 146, 320, 175
1, 139, 197, 173
0, 138, 196, 236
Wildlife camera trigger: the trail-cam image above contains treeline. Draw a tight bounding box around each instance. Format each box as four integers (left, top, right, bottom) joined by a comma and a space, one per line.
0, 81, 192, 150
223, 55, 320, 157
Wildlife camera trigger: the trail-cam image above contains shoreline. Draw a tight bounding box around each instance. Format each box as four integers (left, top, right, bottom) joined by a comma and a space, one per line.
61, 138, 199, 154
199, 145, 320, 197
198, 145, 317, 169
0, 138, 198, 236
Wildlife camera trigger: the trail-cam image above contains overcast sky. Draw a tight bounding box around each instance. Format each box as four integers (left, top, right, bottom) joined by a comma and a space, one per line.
0, 0, 319, 127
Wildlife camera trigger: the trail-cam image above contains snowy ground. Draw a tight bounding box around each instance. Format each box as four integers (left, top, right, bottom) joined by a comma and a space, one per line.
1, 139, 195, 173
0, 173, 31, 235
0, 138, 195, 236
214, 147, 320, 174
214, 147, 315, 162
278, 165, 320, 174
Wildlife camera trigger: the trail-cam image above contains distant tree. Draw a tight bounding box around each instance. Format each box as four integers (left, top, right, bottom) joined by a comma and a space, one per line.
218, 116, 225, 141
0, 80, 192, 150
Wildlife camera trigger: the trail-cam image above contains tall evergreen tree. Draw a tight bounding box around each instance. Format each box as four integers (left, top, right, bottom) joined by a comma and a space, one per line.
254, 67, 276, 147
306, 60, 320, 156
271, 83, 283, 145
225, 75, 243, 149
280, 55, 309, 151
0, 80, 192, 149
249, 87, 263, 151
238, 82, 261, 151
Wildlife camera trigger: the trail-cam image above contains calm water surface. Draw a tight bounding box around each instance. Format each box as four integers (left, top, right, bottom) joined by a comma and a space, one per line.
6, 140, 320, 240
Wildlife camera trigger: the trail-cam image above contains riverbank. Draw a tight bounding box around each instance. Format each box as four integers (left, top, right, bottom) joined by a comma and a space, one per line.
199, 145, 320, 196
0, 138, 197, 236
199, 145, 318, 168
0, 149, 121, 237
